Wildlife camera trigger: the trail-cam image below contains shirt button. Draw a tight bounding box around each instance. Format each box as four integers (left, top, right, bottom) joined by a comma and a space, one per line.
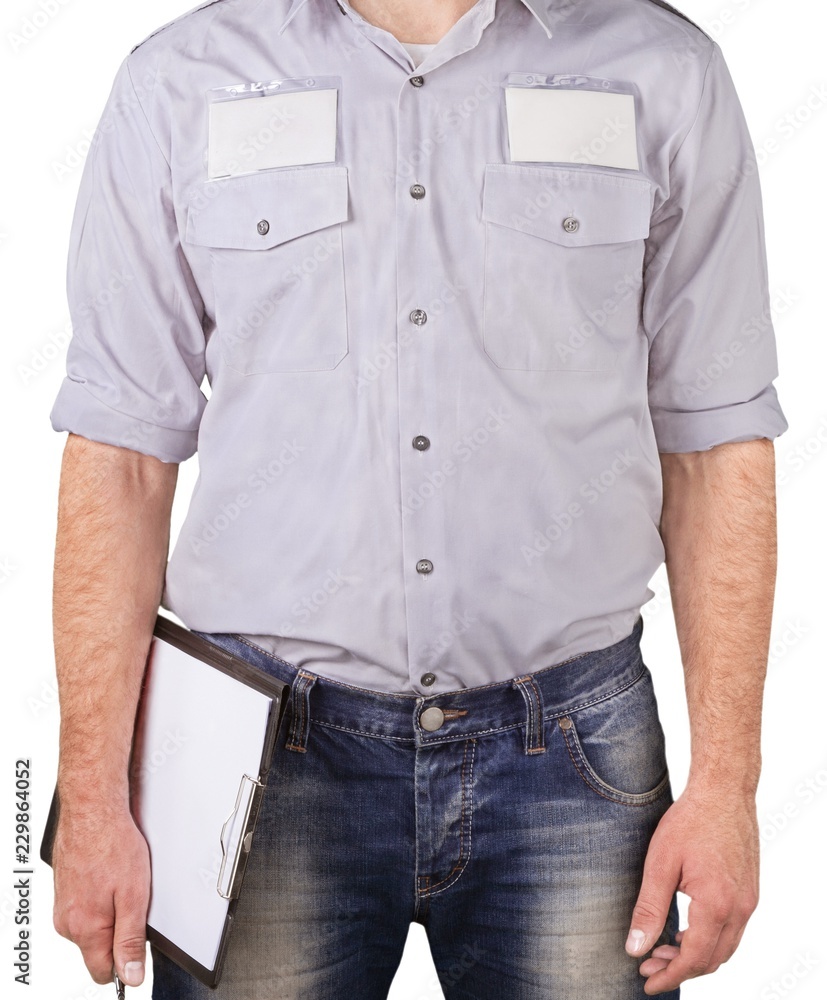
410, 309, 427, 325
410, 75, 425, 87
562, 216, 579, 234
420, 706, 445, 731
410, 184, 426, 199
421, 672, 436, 686
412, 435, 430, 451
416, 559, 434, 575
257, 219, 270, 236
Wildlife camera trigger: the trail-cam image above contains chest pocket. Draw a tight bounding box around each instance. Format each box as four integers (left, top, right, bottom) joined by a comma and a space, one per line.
481, 164, 652, 372
185, 165, 349, 374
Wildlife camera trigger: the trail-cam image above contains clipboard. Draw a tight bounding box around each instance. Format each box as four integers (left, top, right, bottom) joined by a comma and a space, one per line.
40, 613, 291, 987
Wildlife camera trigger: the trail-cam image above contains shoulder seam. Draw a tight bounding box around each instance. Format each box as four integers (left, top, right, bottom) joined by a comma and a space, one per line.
124, 57, 171, 170
649, 41, 718, 225
641, 0, 713, 41
667, 41, 718, 171
129, 0, 233, 54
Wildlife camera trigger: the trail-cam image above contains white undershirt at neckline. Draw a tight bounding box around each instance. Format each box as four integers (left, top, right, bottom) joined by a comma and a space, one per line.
399, 41, 437, 65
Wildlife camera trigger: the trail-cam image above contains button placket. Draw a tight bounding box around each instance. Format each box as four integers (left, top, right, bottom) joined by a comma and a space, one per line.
396, 67, 451, 696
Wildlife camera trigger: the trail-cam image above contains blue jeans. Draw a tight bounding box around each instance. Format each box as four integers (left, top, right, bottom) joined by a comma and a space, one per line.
151, 615, 680, 999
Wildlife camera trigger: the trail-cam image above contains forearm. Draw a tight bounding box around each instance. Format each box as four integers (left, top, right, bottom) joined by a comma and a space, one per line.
659, 438, 778, 796
54, 433, 178, 815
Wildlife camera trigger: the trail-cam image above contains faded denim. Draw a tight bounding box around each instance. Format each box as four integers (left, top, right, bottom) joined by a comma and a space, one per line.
151, 615, 680, 999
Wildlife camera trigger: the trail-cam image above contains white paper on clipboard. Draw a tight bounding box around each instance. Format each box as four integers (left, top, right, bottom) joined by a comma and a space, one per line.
130, 636, 273, 972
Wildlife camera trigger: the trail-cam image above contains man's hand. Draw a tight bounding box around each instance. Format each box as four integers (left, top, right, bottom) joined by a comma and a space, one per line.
53, 805, 151, 987
625, 782, 760, 995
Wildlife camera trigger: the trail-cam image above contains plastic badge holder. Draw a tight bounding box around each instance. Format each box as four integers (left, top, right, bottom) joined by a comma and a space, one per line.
500, 72, 643, 172
206, 75, 343, 179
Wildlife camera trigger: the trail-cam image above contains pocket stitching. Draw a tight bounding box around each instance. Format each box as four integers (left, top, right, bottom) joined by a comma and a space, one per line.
556, 672, 670, 807
561, 719, 670, 806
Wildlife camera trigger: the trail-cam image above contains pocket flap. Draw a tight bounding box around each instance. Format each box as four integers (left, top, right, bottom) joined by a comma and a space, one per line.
185, 165, 349, 250
482, 164, 652, 246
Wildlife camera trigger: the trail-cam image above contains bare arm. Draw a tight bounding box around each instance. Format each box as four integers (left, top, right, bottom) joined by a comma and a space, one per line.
52, 432, 178, 987
659, 438, 775, 794
626, 438, 776, 994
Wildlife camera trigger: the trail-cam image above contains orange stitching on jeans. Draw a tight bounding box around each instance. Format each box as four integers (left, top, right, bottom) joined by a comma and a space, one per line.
425, 739, 476, 893
287, 674, 314, 752
527, 676, 544, 750
515, 675, 544, 753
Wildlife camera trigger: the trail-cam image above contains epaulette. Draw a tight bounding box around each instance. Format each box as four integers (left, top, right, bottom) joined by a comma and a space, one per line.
130, 0, 233, 53
642, 0, 712, 41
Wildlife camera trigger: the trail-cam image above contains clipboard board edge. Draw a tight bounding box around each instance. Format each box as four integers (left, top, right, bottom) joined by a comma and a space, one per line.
39, 612, 293, 988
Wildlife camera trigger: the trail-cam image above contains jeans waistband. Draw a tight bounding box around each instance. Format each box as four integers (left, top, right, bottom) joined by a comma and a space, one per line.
193, 615, 646, 750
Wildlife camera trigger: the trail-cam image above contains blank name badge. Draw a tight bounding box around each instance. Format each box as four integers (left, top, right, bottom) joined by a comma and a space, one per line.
207, 79, 339, 179
505, 74, 640, 170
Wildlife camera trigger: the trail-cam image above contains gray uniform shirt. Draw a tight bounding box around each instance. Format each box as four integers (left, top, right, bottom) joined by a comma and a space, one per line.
50, 0, 789, 694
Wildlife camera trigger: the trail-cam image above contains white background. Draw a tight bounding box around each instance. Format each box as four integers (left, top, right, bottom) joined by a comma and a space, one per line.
1, 1, 825, 998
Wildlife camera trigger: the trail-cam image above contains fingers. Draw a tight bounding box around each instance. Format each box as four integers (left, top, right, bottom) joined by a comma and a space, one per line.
52, 821, 151, 989
54, 890, 148, 986
56, 917, 119, 986
639, 898, 725, 994
112, 875, 151, 987
625, 835, 682, 960
699, 919, 743, 973
637, 903, 753, 993
112, 912, 148, 985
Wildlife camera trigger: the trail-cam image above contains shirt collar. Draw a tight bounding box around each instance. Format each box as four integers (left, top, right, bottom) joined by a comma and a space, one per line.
277, 0, 555, 40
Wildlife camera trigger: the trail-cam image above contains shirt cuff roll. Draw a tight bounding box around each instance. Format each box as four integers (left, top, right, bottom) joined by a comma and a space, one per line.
649, 383, 789, 453
49, 376, 198, 464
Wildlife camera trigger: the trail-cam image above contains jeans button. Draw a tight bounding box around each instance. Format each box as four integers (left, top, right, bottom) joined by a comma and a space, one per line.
420, 706, 445, 731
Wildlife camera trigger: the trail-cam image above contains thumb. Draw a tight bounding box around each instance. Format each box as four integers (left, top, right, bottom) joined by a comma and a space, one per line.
112, 903, 148, 987
625, 845, 681, 957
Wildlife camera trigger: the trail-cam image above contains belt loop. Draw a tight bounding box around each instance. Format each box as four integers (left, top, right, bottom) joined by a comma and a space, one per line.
285, 671, 318, 753
512, 675, 546, 755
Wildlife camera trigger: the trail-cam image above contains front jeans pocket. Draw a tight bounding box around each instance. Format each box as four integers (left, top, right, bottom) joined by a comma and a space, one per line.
556, 664, 670, 807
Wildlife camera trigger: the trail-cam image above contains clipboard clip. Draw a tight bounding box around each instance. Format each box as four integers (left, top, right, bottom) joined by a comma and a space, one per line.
217, 773, 263, 899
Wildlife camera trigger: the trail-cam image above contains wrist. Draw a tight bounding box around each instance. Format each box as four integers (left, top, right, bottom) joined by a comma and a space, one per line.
685, 765, 760, 801
57, 768, 131, 818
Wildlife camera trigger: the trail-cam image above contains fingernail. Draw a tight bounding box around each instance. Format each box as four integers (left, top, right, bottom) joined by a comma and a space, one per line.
124, 961, 144, 986
626, 929, 648, 954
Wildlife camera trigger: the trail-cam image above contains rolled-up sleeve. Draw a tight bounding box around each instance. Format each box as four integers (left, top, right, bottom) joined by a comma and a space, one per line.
49, 55, 207, 464
642, 41, 789, 453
